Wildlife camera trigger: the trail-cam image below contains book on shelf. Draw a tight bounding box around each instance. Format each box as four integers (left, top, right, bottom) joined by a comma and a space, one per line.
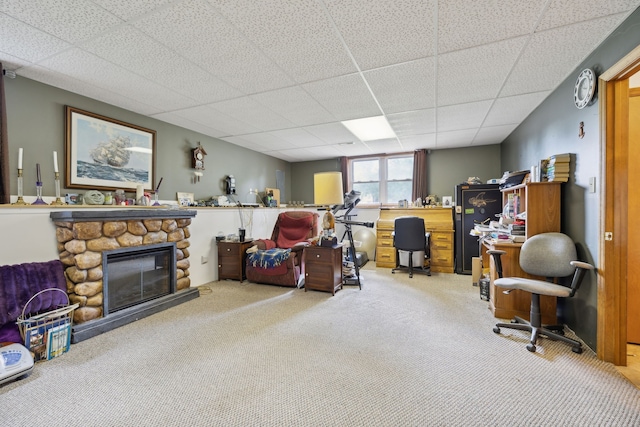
548, 153, 571, 165
547, 164, 570, 173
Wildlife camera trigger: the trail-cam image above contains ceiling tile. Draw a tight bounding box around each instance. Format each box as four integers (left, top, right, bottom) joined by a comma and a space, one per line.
132, 0, 294, 94
398, 133, 437, 150
38, 49, 195, 111
302, 73, 381, 121
437, 37, 527, 106
436, 129, 478, 148
388, 109, 436, 137
501, 14, 627, 96
172, 105, 260, 136
208, 97, 295, 132
537, 0, 638, 31
335, 141, 373, 156
0, 14, 71, 63
302, 122, 358, 144
91, 0, 174, 20
267, 128, 324, 148
324, 0, 437, 70
151, 111, 229, 138
484, 92, 550, 127
0, 0, 123, 43
474, 124, 519, 145
438, 1, 544, 53
208, 0, 356, 83
364, 138, 404, 154
437, 101, 492, 133
364, 57, 436, 114
250, 86, 336, 126
81, 25, 242, 103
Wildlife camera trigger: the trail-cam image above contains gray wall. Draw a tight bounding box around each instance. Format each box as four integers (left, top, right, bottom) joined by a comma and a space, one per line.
291, 145, 502, 205
4, 77, 291, 203
428, 145, 502, 199
501, 7, 640, 350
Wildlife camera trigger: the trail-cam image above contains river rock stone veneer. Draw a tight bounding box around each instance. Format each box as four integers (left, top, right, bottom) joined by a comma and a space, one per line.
50, 209, 197, 325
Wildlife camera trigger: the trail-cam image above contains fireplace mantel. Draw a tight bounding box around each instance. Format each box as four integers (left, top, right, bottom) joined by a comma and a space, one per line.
50, 208, 197, 222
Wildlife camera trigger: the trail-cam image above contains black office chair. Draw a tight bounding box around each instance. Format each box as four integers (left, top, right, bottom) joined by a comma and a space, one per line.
487, 232, 594, 353
391, 216, 431, 278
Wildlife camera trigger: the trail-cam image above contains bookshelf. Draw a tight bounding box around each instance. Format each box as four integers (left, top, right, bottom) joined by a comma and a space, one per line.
481, 182, 562, 323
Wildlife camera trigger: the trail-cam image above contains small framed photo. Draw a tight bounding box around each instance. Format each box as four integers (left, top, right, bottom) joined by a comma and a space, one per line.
442, 196, 453, 207
177, 192, 194, 207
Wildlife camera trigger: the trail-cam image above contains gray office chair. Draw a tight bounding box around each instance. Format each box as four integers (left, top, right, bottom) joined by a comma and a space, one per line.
391, 216, 431, 278
488, 232, 594, 353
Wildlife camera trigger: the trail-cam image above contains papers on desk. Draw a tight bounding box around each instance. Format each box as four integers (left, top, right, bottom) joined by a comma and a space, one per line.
471, 224, 525, 244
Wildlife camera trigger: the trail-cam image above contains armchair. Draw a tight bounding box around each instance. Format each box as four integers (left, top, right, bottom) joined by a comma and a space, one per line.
246, 211, 319, 287
487, 232, 594, 353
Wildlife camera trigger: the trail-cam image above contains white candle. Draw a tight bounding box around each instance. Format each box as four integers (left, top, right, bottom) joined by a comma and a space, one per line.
18, 148, 23, 169
53, 151, 58, 173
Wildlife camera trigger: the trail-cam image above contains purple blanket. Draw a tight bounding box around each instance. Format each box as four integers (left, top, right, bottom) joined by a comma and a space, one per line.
0, 260, 68, 343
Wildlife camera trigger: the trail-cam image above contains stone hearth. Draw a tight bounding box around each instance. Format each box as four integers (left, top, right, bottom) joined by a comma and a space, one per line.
50, 209, 198, 341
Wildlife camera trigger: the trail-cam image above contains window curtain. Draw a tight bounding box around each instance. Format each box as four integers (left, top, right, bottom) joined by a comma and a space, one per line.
340, 156, 348, 192
0, 63, 10, 204
412, 149, 428, 202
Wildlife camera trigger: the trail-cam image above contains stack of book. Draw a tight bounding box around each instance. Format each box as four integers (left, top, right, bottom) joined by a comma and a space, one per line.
546, 153, 570, 182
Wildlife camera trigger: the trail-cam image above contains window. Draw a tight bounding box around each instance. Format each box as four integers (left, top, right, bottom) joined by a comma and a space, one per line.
350, 154, 413, 205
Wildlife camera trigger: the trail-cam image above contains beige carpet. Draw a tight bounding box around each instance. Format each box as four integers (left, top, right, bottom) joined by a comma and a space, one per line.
2, 265, 639, 426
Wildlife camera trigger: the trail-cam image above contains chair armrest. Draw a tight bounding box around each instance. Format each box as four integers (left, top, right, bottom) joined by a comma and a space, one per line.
570, 260, 594, 271
486, 250, 507, 279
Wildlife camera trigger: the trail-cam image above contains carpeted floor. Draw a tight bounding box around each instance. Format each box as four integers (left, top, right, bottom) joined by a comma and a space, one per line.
2, 265, 639, 426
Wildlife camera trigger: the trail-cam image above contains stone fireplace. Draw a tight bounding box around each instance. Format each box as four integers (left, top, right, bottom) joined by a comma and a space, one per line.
50, 209, 199, 342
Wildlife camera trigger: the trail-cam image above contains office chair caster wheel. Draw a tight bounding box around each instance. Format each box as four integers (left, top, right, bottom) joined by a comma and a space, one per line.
526, 344, 536, 352
493, 326, 500, 334
572, 346, 583, 354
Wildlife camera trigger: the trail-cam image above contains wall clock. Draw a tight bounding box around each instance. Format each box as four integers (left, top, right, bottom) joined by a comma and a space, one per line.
191, 143, 207, 170
574, 68, 596, 109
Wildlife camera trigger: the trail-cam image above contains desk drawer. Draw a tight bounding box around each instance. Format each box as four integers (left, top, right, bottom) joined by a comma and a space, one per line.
376, 246, 395, 267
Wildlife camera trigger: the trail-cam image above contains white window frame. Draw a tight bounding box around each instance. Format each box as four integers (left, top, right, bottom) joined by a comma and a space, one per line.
347, 153, 413, 207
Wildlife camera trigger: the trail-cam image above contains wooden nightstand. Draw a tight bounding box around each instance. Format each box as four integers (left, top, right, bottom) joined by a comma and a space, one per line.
218, 240, 253, 282
304, 245, 343, 295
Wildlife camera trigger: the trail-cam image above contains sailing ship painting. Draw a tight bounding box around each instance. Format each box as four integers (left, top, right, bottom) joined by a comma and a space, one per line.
67, 107, 155, 190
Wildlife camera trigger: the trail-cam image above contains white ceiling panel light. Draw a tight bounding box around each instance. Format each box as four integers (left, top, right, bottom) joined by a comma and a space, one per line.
341, 115, 396, 141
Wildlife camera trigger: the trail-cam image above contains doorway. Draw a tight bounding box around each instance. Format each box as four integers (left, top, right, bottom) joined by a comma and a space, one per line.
599, 45, 640, 367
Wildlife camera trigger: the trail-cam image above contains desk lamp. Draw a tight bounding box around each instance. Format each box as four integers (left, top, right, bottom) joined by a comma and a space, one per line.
314, 171, 344, 241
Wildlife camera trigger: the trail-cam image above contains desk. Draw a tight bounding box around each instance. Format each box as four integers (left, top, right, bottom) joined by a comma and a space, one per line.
376, 208, 454, 273
481, 239, 557, 324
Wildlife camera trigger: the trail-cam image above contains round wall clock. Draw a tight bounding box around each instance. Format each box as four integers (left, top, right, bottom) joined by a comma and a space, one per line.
574, 68, 596, 109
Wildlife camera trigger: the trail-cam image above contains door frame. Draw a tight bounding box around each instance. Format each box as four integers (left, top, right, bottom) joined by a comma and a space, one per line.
599, 45, 640, 365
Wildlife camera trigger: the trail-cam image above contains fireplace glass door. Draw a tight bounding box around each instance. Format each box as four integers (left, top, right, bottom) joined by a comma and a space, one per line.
103, 243, 176, 314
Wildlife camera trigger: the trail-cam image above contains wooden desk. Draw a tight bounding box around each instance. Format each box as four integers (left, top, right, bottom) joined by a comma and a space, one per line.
376, 208, 454, 273
481, 240, 557, 324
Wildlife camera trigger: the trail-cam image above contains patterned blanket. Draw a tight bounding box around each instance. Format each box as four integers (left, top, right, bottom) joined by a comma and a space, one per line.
247, 248, 291, 269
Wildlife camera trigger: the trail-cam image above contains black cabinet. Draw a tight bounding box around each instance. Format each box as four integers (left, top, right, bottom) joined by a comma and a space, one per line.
454, 184, 502, 274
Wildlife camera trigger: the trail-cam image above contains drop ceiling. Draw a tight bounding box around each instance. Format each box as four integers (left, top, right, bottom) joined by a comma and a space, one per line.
1, 0, 639, 162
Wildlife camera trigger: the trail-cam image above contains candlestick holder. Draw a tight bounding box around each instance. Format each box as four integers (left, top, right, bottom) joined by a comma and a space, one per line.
13, 168, 27, 205
50, 172, 65, 205
32, 181, 47, 205
153, 191, 160, 206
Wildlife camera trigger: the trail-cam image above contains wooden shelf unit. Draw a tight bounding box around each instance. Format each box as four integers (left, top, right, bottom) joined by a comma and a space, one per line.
483, 182, 562, 323
376, 208, 454, 273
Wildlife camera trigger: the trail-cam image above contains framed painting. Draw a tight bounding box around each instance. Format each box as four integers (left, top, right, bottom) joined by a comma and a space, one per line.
65, 106, 156, 191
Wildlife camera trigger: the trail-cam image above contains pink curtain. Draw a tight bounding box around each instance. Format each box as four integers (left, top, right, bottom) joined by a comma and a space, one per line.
0, 64, 10, 204
412, 149, 428, 201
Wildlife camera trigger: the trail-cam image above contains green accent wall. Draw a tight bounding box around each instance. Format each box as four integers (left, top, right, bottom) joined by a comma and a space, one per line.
4, 76, 290, 203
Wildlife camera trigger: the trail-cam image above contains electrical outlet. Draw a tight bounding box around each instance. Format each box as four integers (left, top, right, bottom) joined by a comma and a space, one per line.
201, 256, 208, 264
